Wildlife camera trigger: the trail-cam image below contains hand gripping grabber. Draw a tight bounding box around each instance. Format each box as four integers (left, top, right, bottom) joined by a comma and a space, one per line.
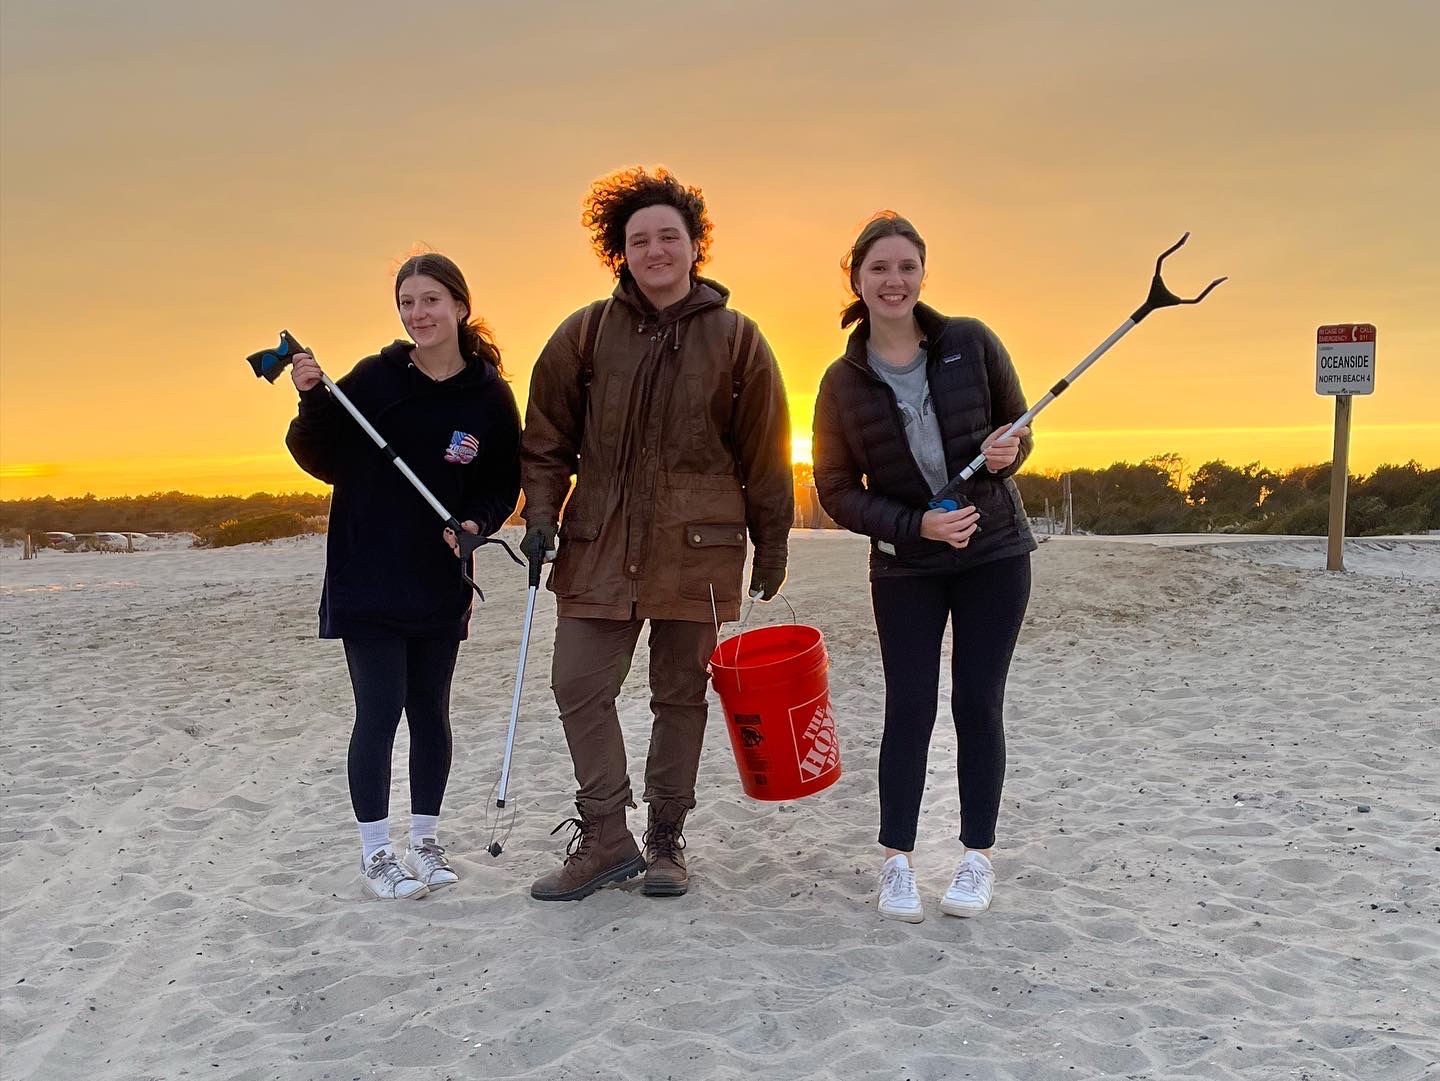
929, 234, 1227, 512
246, 330, 523, 596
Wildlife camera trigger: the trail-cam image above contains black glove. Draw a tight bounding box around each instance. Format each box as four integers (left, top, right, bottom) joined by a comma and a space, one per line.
748, 563, 786, 601
520, 522, 558, 566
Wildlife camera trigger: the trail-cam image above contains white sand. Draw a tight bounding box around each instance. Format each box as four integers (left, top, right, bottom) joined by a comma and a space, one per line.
1, 531, 1437, 1080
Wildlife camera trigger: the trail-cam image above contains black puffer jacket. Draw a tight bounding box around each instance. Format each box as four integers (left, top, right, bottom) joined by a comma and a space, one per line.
813, 303, 1037, 577
286, 341, 521, 638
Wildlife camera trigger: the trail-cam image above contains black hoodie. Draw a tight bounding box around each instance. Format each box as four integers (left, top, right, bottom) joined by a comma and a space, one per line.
286, 341, 521, 639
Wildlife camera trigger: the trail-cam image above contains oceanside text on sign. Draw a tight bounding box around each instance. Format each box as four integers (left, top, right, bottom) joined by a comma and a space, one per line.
1316, 324, 1376, 396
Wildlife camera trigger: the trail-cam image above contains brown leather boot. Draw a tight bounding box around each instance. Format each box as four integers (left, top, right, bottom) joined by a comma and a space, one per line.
641, 802, 690, 897
530, 806, 645, 902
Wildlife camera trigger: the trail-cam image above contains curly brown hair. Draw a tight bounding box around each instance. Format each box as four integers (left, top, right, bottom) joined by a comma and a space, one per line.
581, 166, 713, 278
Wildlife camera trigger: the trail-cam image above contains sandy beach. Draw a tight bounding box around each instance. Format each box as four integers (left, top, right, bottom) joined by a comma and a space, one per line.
1, 530, 1436, 1081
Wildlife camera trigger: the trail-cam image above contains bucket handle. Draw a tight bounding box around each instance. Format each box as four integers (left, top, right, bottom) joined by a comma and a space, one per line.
722, 590, 797, 693
708, 583, 797, 642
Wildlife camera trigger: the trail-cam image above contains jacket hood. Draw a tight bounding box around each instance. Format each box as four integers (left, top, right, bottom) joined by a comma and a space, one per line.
612, 275, 730, 323
377, 339, 498, 387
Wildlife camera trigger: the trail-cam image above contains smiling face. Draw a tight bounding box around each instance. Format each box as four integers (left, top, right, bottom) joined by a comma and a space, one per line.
397, 273, 466, 349
856, 234, 925, 324
623, 203, 699, 309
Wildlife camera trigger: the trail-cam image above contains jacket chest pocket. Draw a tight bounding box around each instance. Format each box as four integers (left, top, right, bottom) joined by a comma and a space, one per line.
588, 372, 627, 460
683, 374, 710, 459
678, 522, 747, 602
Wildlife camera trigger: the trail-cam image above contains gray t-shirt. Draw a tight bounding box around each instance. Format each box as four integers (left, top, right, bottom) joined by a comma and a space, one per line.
868, 346, 948, 495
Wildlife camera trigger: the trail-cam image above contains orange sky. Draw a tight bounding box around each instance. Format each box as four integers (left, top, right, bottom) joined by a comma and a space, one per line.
2, 3, 1437, 499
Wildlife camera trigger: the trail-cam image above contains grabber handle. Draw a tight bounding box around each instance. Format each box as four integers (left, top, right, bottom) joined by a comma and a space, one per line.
246, 330, 310, 383
928, 493, 974, 513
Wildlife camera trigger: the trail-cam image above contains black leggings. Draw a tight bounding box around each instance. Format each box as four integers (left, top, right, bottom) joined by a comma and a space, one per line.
870, 554, 1031, 851
342, 637, 460, 822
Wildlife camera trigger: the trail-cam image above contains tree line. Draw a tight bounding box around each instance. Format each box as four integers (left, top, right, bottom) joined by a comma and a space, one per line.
795, 457, 1437, 537
0, 491, 331, 538
3, 458, 1436, 541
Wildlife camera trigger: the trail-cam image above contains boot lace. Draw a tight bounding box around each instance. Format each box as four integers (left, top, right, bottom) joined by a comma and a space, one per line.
643, 819, 686, 861
550, 817, 597, 866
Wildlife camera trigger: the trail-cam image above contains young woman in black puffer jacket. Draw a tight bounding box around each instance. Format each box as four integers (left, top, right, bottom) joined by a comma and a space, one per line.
813, 212, 1035, 925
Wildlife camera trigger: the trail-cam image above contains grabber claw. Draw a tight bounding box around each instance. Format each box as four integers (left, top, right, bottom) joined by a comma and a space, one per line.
1130, 233, 1228, 323
927, 233, 1226, 509
450, 529, 524, 601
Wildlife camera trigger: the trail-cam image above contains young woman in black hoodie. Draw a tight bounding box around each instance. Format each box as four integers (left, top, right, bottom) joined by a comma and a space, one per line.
285, 253, 521, 900
813, 213, 1036, 924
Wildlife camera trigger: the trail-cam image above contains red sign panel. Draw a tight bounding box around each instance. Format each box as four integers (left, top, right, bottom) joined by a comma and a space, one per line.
1318, 324, 1376, 344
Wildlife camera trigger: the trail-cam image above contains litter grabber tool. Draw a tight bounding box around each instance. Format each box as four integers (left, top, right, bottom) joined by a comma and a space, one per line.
929, 233, 1227, 513
247, 330, 523, 597
483, 546, 546, 858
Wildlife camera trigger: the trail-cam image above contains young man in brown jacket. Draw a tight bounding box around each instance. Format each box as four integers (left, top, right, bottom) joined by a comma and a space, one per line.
520, 167, 793, 901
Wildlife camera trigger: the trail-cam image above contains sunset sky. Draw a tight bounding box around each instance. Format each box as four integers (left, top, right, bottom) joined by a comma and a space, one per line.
2, 2, 1437, 499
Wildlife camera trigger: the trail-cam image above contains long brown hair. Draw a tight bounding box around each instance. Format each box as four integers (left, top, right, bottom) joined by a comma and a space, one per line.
840, 211, 927, 329
394, 252, 504, 374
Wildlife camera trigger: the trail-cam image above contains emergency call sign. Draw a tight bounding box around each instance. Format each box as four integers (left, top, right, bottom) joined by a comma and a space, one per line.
1316, 324, 1376, 395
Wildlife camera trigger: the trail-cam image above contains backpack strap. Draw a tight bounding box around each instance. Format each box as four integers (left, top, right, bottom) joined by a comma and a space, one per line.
577, 297, 615, 392
729, 309, 762, 483
729, 308, 759, 401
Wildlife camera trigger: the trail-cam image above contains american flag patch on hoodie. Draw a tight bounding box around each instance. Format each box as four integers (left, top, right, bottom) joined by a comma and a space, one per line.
444, 431, 479, 464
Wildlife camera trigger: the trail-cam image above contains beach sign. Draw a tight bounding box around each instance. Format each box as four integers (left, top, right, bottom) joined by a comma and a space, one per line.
1316, 323, 1376, 571
1316, 324, 1376, 395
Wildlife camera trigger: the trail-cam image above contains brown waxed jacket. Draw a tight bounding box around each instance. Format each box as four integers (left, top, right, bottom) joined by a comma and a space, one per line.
521, 277, 792, 623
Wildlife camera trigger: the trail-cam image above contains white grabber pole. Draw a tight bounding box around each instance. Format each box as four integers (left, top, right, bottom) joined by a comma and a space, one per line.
246, 330, 522, 595
929, 233, 1226, 511
484, 551, 544, 858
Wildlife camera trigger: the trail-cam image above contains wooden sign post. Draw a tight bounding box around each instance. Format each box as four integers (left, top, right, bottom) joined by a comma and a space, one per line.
1315, 324, 1376, 572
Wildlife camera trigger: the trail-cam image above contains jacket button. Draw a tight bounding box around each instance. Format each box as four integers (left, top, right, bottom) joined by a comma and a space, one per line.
629, 564, 638, 573
692, 533, 702, 543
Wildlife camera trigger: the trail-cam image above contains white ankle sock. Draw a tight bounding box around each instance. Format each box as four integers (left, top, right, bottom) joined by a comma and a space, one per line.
410, 814, 439, 847
358, 818, 391, 861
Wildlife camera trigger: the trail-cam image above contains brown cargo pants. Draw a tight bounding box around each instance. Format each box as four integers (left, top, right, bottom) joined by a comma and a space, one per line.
552, 615, 717, 818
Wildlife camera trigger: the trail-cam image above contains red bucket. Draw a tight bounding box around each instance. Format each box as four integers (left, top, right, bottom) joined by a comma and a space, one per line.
709, 623, 841, 801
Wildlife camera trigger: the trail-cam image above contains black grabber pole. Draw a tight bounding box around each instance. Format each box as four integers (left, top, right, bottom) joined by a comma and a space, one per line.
485, 549, 543, 857
930, 234, 1226, 511
246, 331, 523, 595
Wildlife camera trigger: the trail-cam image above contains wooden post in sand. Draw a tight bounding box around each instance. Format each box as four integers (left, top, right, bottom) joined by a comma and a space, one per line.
1326, 396, 1352, 572
1316, 324, 1376, 573
1061, 474, 1074, 535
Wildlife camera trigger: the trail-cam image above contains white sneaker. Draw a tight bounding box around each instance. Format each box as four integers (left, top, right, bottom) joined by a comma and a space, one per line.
404, 837, 459, 891
877, 854, 924, 923
361, 844, 430, 900
941, 851, 994, 917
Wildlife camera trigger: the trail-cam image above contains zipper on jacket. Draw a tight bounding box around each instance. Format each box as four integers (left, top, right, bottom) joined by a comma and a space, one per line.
863, 363, 941, 502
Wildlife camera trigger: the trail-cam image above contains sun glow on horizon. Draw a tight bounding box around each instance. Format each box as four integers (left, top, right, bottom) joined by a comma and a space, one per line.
2, 6, 1437, 504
